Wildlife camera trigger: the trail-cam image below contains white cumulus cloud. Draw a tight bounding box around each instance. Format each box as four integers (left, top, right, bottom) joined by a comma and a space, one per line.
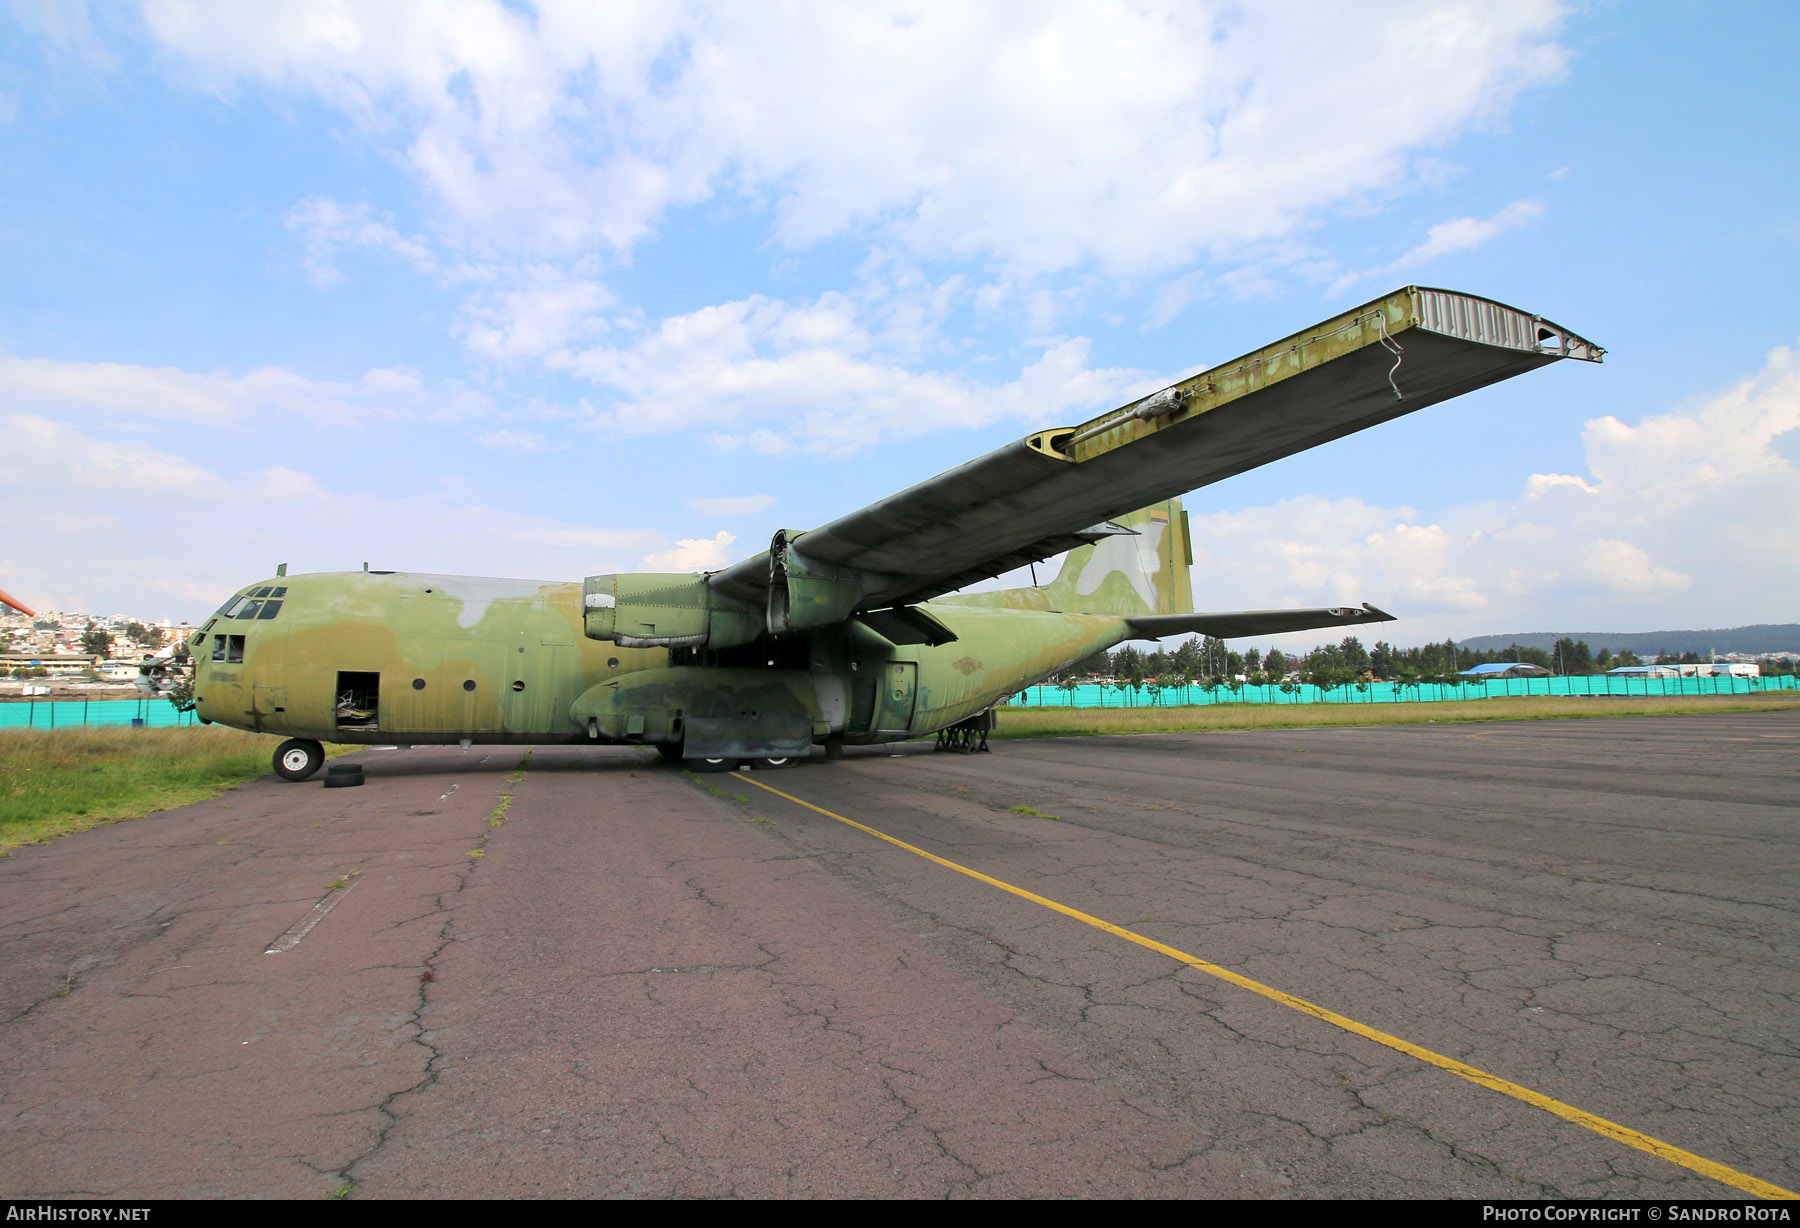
456, 268, 614, 361
564, 271, 1160, 453
0, 415, 719, 615
0, 352, 443, 426
285, 196, 440, 286
1332, 198, 1547, 291
1387, 199, 1546, 271
143, 1, 1569, 275
640, 531, 738, 572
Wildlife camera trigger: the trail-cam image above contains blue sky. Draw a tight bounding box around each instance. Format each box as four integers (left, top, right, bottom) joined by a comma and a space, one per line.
2, 1, 1796, 648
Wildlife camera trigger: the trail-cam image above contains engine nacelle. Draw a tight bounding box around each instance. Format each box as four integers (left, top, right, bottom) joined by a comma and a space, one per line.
582, 573, 762, 649
766, 530, 895, 634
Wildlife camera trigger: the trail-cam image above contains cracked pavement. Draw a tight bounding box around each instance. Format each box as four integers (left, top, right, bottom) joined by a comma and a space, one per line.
745, 712, 1799, 1199
0, 712, 1793, 1197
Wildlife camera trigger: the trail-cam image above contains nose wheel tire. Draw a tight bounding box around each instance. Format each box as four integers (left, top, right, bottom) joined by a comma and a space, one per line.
273, 738, 325, 782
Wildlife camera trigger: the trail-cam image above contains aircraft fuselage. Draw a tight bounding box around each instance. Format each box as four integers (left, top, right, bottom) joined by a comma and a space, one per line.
190, 570, 1124, 758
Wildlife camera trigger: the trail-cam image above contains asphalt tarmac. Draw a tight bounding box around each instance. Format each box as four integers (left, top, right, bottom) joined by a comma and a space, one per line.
1, 712, 1795, 1198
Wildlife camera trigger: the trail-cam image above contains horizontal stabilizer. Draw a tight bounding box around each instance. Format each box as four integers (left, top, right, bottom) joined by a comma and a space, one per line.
1129, 604, 1395, 641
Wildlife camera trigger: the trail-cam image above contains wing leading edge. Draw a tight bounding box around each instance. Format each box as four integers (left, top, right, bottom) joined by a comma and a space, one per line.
709, 286, 1599, 626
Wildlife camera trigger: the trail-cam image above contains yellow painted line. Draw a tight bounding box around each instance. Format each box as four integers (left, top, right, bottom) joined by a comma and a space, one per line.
740, 774, 1797, 1201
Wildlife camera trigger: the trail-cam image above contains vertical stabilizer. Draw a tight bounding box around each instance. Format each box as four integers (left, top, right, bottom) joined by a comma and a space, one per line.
933, 498, 1192, 616
1044, 497, 1191, 616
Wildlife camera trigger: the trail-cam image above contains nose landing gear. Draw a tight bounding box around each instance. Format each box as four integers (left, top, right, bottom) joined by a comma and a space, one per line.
273, 738, 325, 781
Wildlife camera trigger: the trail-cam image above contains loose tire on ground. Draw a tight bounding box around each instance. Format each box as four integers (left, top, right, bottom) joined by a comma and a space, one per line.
273, 738, 325, 782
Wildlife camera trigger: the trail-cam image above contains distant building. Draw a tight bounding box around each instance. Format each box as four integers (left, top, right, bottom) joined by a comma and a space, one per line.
1674, 662, 1759, 678
0, 653, 100, 677
1605, 665, 1679, 679
1459, 662, 1553, 679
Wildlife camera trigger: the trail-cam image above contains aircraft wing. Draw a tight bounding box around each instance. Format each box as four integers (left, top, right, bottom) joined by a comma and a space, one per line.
1128, 604, 1394, 642
710, 286, 1600, 617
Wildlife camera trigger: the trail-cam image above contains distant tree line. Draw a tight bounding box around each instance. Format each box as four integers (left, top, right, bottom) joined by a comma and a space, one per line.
1055, 635, 1796, 691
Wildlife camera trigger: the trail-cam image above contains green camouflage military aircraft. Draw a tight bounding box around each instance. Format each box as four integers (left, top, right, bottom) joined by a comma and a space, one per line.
189, 287, 1600, 781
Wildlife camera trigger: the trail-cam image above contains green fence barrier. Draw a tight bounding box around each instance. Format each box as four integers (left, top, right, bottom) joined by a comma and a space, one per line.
3, 674, 1792, 729
1010, 674, 1799, 708
0, 698, 201, 730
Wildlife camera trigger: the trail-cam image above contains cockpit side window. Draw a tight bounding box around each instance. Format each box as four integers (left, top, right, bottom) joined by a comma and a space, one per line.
212, 585, 287, 628
215, 590, 288, 620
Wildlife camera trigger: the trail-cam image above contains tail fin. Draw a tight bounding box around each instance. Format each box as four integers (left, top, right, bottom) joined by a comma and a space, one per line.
936, 498, 1193, 616
1044, 497, 1192, 616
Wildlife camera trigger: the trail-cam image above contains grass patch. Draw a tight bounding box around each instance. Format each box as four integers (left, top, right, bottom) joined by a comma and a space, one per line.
0, 726, 354, 851
1009, 804, 1059, 820
467, 748, 532, 859
994, 692, 1800, 739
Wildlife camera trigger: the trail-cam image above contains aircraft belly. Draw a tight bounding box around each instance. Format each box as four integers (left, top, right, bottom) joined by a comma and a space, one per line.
571, 666, 824, 754
682, 716, 812, 759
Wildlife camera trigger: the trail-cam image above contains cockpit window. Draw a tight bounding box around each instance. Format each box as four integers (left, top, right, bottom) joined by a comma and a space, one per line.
256, 601, 283, 620
216, 587, 287, 619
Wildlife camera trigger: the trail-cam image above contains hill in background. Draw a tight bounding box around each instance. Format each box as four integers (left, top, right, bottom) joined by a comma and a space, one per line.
1459, 625, 1800, 655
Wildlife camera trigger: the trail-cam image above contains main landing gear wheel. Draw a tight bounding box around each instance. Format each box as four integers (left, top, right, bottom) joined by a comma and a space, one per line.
684, 757, 739, 773
273, 738, 325, 782
655, 743, 683, 762
750, 757, 797, 769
